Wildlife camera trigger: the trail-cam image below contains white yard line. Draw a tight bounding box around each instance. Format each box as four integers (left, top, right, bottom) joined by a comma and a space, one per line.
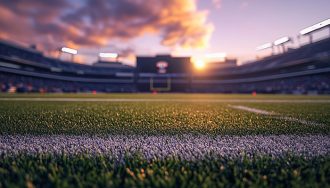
0, 135, 329, 159
229, 105, 276, 115
0, 97, 329, 103
229, 105, 326, 126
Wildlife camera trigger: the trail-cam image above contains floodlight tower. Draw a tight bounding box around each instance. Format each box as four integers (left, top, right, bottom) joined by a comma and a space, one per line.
60, 47, 78, 62
299, 18, 330, 44
99, 52, 119, 62
256, 42, 273, 55
274, 37, 291, 53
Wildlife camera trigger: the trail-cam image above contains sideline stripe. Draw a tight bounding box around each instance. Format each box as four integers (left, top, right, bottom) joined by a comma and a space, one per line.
0, 98, 330, 103
229, 105, 326, 126
0, 135, 329, 159
229, 105, 275, 115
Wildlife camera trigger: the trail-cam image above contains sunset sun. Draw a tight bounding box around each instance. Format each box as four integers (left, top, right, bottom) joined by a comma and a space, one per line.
194, 59, 206, 70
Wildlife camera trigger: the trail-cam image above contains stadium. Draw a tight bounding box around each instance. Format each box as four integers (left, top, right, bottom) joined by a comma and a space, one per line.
0, 1, 330, 187
1, 22, 329, 94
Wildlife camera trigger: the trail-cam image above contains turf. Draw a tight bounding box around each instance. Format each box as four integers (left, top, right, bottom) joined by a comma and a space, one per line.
0, 100, 329, 135
0, 93, 329, 187
0, 154, 329, 188
243, 103, 330, 125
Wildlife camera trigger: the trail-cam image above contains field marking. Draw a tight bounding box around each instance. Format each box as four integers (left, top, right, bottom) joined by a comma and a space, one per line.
229, 105, 326, 126
229, 105, 276, 115
0, 97, 330, 103
0, 135, 329, 159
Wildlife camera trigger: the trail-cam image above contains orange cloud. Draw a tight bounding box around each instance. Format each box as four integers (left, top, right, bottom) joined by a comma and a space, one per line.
0, 0, 214, 52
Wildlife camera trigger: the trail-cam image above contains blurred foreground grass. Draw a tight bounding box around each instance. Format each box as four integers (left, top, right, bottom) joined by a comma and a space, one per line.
0, 154, 329, 188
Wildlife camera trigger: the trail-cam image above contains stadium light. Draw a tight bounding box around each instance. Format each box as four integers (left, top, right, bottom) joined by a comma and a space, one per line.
61, 47, 77, 55
99, 52, 118, 58
256, 43, 272, 51
274, 37, 290, 46
60, 47, 78, 62
299, 18, 330, 35
273, 37, 291, 53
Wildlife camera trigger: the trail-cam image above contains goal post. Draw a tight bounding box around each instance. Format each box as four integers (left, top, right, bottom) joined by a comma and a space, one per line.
150, 77, 171, 92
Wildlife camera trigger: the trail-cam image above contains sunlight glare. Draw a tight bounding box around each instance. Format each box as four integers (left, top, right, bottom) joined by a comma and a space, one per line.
194, 59, 206, 70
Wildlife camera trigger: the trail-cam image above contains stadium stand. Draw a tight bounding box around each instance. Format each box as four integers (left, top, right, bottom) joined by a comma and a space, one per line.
191, 37, 330, 94
0, 40, 136, 92
0, 37, 329, 94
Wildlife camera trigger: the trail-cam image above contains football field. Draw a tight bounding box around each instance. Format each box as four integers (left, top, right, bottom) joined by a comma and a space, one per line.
0, 94, 329, 187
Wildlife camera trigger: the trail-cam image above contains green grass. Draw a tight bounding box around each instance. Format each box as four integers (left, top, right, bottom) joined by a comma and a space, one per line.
0, 101, 329, 135
0, 94, 329, 187
0, 154, 329, 188
245, 103, 330, 125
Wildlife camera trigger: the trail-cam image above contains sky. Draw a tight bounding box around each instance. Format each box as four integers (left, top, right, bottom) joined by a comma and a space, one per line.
0, 0, 329, 65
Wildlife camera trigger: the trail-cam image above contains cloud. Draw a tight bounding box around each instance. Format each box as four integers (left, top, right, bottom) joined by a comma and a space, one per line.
0, 0, 73, 51
0, 0, 214, 52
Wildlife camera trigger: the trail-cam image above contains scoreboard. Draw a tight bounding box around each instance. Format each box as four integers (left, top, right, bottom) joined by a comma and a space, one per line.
136, 55, 193, 92
136, 55, 192, 75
